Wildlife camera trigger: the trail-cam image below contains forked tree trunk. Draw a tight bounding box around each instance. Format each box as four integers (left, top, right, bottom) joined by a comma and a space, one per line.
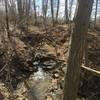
63, 0, 93, 100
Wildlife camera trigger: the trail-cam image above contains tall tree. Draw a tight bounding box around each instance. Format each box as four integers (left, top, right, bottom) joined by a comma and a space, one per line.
55, 0, 60, 23
63, 0, 93, 100
42, 0, 48, 31
4, 0, 9, 35
50, 0, 54, 26
8, 0, 17, 26
25, 0, 31, 31
94, 0, 98, 26
17, 0, 25, 31
42, 0, 48, 19
33, 0, 37, 25
65, 0, 68, 23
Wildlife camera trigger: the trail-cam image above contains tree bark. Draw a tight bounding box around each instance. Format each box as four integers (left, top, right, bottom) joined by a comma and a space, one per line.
42, 0, 48, 31
94, 0, 98, 26
50, 0, 54, 26
25, 0, 31, 31
4, 0, 10, 36
33, 0, 37, 25
65, 0, 68, 23
63, 0, 93, 100
17, 0, 25, 31
56, 0, 60, 23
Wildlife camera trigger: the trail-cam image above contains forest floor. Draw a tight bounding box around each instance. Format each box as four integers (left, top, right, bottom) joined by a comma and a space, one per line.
0, 24, 100, 100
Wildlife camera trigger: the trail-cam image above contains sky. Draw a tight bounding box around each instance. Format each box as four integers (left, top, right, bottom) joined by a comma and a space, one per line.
35, 0, 100, 19
35, 0, 77, 19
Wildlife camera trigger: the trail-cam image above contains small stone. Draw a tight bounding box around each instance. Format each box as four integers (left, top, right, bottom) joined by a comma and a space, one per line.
52, 71, 59, 79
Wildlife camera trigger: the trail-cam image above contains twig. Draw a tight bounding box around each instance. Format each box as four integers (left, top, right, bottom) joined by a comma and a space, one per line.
0, 64, 7, 73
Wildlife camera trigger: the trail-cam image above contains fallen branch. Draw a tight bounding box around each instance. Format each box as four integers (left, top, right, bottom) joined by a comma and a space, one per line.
82, 65, 100, 77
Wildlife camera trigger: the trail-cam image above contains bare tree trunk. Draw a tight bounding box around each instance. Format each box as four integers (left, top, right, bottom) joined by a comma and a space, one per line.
63, 0, 93, 100
33, 0, 37, 25
42, 0, 45, 18
55, 0, 60, 23
4, 0, 9, 36
84, 36, 88, 66
94, 0, 98, 26
65, 0, 68, 23
50, 0, 55, 26
4, 0, 14, 97
42, 0, 48, 31
42, 0, 48, 18
17, 0, 25, 31
26, 0, 31, 31
8, 0, 17, 27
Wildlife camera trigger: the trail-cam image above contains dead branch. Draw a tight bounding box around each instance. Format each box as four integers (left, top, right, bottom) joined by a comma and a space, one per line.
82, 65, 100, 77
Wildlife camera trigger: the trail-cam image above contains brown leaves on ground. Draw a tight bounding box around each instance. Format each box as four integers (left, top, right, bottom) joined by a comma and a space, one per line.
0, 25, 100, 100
